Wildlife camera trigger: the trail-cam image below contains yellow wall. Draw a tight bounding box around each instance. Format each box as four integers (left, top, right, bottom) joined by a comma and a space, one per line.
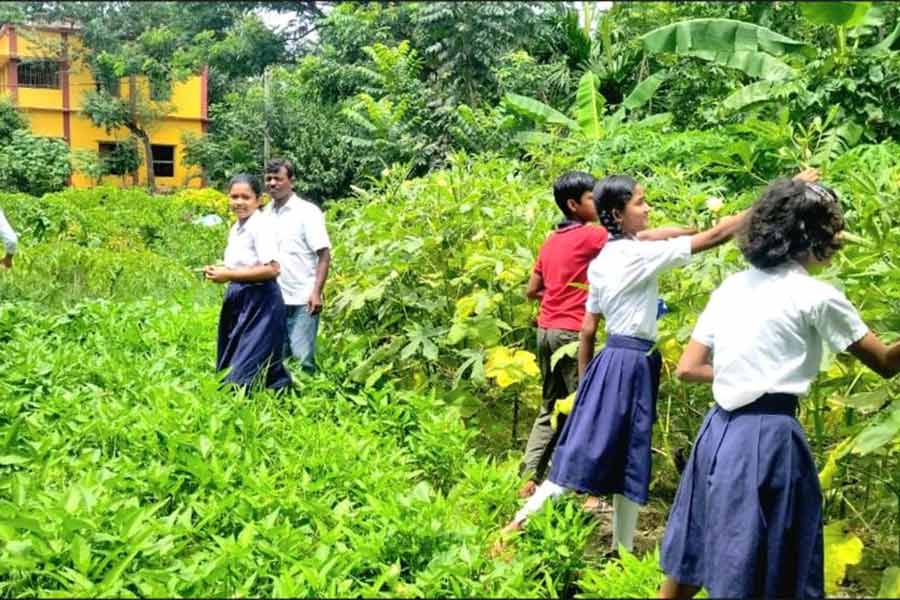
2, 25, 206, 189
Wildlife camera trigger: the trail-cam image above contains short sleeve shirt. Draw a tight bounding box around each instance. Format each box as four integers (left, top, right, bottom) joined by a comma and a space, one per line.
692, 261, 869, 411
586, 235, 692, 341
534, 223, 608, 331
0, 209, 18, 255
223, 210, 278, 269
263, 194, 331, 305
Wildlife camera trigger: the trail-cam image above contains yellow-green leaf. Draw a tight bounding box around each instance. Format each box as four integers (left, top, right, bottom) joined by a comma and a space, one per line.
824, 520, 863, 594
878, 566, 900, 597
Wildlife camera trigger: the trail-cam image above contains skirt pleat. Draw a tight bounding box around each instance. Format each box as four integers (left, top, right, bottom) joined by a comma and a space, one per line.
216, 280, 292, 391
660, 395, 824, 598
548, 334, 661, 504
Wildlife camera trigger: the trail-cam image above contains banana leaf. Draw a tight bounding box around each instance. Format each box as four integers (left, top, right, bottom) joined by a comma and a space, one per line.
799, 2, 871, 27
641, 18, 815, 59
573, 71, 604, 139
503, 93, 578, 131
721, 79, 805, 113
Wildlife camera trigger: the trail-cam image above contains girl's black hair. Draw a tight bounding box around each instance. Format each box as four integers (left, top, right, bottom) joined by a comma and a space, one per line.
739, 178, 845, 269
593, 175, 637, 236
228, 173, 262, 197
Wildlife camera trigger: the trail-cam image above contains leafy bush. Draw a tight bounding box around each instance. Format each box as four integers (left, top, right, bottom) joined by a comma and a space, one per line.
0, 130, 72, 196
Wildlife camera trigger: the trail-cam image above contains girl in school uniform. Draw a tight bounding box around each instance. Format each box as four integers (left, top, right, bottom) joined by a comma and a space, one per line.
494, 173, 754, 554
204, 174, 292, 392
659, 179, 900, 599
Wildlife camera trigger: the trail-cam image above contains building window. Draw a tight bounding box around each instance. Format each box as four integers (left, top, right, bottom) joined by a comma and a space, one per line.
17, 61, 61, 89
98, 141, 137, 176
151, 145, 175, 177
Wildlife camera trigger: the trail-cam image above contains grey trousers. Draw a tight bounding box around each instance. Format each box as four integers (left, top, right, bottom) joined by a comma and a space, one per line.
520, 327, 579, 481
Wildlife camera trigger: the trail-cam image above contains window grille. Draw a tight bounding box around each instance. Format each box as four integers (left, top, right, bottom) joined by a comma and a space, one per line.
17, 61, 61, 89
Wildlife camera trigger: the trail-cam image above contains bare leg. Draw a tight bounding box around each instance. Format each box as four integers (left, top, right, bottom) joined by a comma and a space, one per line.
659, 576, 701, 599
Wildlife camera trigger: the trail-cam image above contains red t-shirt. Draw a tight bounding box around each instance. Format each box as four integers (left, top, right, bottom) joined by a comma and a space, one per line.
534, 223, 608, 331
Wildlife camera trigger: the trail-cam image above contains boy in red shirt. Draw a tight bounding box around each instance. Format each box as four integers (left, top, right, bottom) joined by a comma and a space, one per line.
519, 171, 608, 498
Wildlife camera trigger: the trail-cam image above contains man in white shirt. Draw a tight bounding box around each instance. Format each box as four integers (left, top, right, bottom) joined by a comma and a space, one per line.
263, 158, 332, 373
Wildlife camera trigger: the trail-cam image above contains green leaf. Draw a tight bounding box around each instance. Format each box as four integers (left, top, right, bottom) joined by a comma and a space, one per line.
573, 71, 604, 140
503, 93, 579, 131
687, 49, 795, 80
550, 341, 579, 371
641, 18, 814, 60
721, 80, 805, 113
799, 2, 871, 27
0, 455, 29, 465
852, 403, 900, 455
878, 566, 900, 597
828, 389, 889, 415
823, 521, 863, 594
621, 71, 668, 112
71, 535, 91, 574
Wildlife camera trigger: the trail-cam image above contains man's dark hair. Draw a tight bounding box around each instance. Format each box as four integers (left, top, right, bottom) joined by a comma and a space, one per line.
553, 171, 596, 218
739, 179, 845, 269
265, 158, 295, 180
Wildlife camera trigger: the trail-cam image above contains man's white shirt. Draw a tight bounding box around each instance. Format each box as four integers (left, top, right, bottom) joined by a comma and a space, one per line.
263, 193, 331, 306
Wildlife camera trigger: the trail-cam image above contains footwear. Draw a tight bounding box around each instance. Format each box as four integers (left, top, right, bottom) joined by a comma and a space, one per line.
582, 495, 613, 514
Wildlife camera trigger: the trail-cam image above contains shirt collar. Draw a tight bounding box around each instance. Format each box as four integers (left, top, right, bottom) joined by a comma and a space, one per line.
271, 193, 300, 213
236, 208, 261, 232
555, 219, 585, 231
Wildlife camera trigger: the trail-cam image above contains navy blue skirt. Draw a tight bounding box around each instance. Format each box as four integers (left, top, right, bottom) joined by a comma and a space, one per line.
548, 334, 661, 504
660, 394, 824, 598
216, 279, 292, 391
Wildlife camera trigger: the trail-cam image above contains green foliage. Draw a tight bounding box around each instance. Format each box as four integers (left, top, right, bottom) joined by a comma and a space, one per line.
0, 131, 71, 197
0, 98, 28, 145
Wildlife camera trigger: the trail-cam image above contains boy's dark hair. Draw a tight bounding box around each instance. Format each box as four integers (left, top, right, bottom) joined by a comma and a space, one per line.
739, 179, 845, 269
228, 173, 262, 197
553, 171, 596, 217
265, 158, 295, 179
593, 175, 637, 235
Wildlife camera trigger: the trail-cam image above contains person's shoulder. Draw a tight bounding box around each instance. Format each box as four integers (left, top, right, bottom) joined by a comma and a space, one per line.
580, 223, 609, 246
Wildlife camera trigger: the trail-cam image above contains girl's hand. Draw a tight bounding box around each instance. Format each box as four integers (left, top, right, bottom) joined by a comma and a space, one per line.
793, 168, 820, 183
204, 265, 231, 283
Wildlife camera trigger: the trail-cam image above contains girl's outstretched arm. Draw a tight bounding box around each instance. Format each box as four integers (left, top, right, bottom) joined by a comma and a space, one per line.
849, 332, 900, 378
637, 226, 697, 242
688, 209, 749, 255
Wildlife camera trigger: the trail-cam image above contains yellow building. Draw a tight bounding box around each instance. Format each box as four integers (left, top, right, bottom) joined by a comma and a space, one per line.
0, 23, 207, 189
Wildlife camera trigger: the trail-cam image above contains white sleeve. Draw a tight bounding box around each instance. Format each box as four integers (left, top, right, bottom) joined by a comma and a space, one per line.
637, 236, 692, 280
691, 290, 719, 349
253, 215, 280, 265
812, 287, 869, 353
0, 209, 18, 255
304, 205, 331, 252
585, 283, 602, 314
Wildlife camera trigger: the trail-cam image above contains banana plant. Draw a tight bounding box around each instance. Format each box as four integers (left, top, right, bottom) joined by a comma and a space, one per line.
638, 3, 898, 115
502, 69, 667, 143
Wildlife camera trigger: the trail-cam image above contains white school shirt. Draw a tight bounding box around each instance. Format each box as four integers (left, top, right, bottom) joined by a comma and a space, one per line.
263, 194, 331, 306
585, 235, 693, 341
0, 209, 18, 255
223, 210, 279, 269
692, 261, 869, 411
